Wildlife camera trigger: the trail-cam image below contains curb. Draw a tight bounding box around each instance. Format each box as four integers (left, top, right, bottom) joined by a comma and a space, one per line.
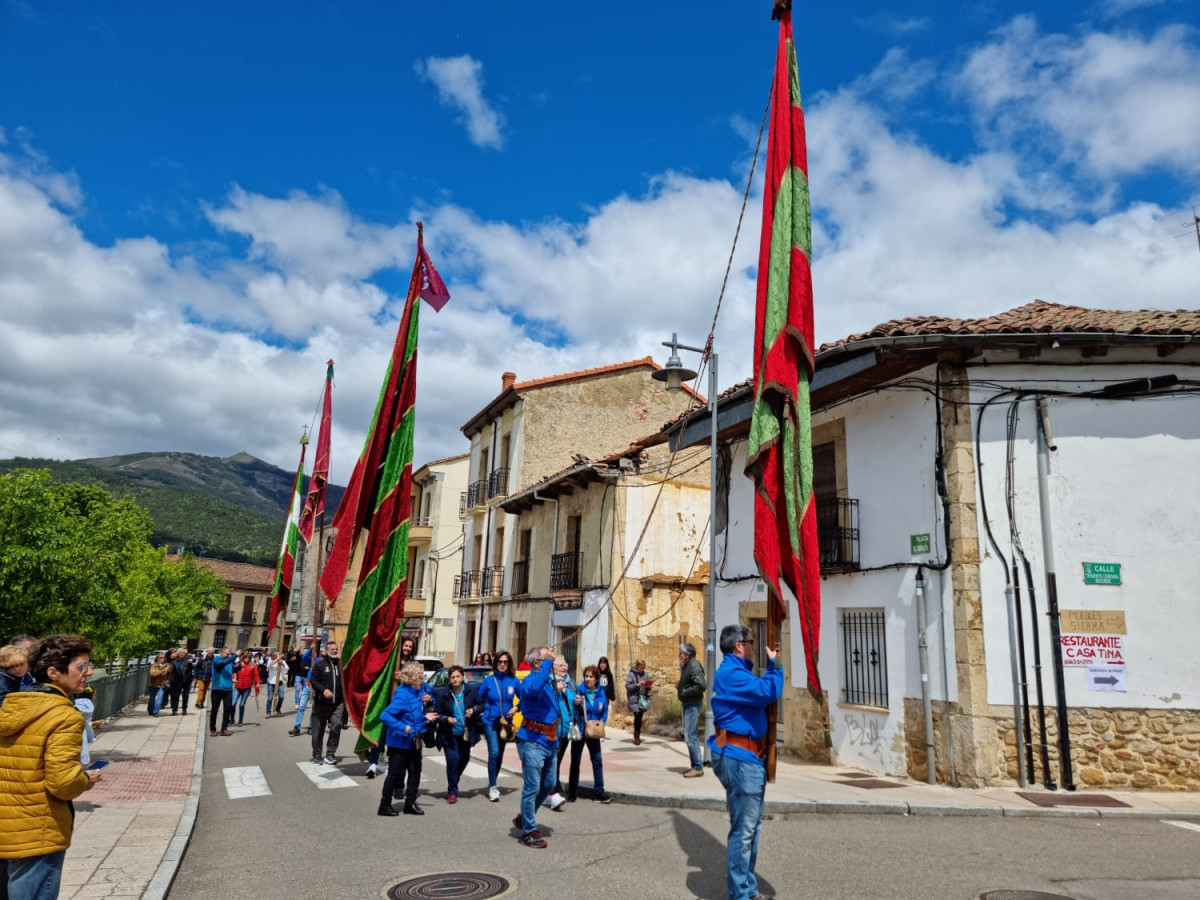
143, 718, 205, 900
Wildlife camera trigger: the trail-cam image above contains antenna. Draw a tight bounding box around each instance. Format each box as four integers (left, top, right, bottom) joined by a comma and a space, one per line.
1172, 205, 1200, 257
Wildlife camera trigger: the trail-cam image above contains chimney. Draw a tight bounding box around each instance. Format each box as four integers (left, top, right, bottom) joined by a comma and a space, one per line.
501, 372, 517, 391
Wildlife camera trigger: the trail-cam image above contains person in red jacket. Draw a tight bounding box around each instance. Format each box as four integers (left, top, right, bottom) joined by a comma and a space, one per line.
231, 651, 261, 726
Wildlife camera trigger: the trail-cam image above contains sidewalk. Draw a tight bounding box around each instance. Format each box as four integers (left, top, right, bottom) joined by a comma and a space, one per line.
65, 708, 1200, 898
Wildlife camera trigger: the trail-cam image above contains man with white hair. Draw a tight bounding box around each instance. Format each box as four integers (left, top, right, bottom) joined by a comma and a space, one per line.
511, 647, 560, 848
676, 641, 707, 777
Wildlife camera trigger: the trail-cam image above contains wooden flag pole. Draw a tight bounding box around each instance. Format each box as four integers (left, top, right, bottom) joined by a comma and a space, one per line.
765, 598, 780, 782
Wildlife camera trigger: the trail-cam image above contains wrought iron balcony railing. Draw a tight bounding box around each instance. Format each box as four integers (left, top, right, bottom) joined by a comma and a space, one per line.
511, 560, 529, 596
550, 551, 582, 592
482, 566, 504, 596
487, 468, 510, 500
454, 571, 481, 600
459, 492, 468, 517
215, 610, 233, 623
817, 497, 860, 572
412, 516, 432, 528
467, 480, 487, 509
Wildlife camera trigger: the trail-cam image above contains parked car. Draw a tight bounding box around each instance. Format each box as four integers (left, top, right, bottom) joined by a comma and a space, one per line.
426, 665, 491, 691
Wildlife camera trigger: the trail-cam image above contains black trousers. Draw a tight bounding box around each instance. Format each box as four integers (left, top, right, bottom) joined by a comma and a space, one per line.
312, 702, 346, 758
382, 746, 421, 804
208, 689, 233, 732
169, 681, 192, 713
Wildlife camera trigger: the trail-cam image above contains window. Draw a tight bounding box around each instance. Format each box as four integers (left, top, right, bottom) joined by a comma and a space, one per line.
488, 620, 499, 656
812, 425, 860, 572
464, 620, 476, 660
214, 629, 227, 649
557, 627, 578, 680
513, 622, 528, 664
839, 608, 888, 708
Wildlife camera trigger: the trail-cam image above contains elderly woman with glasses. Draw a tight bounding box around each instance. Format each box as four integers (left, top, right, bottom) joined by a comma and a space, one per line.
477, 650, 519, 802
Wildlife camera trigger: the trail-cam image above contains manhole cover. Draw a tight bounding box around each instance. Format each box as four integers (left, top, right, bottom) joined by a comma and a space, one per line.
979, 892, 1078, 900
387, 872, 511, 899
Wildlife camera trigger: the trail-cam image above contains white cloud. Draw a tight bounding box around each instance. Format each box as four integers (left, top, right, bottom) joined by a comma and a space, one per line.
415, 55, 505, 150
958, 16, 1200, 179
854, 14, 933, 36
1098, 0, 1166, 18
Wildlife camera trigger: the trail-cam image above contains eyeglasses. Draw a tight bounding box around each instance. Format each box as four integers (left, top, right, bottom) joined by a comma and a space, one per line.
73, 660, 94, 674
497, 659, 510, 666
738, 639, 755, 646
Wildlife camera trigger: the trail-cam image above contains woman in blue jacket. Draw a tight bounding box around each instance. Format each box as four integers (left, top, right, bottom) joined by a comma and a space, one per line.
568, 665, 611, 803
432, 666, 481, 804
378, 662, 437, 817
477, 650, 519, 802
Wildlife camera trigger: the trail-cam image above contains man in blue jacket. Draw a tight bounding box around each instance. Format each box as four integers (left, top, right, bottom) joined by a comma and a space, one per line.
207, 646, 236, 736
707, 624, 783, 900
512, 647, 560, 849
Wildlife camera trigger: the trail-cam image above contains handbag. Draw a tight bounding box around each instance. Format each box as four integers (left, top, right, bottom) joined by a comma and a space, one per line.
585, 719, 606, 739
637, 692, 652, 712
567, 718, 583, 742
492, 675, 514, 741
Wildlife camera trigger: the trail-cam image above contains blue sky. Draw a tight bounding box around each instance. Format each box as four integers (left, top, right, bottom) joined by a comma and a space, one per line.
1, 0, 1197, 480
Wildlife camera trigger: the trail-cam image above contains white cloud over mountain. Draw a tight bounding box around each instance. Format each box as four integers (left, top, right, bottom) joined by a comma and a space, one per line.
0, 17, 1195, 483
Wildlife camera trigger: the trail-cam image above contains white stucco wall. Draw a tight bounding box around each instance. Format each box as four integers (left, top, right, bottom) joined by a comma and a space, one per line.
973, 362, 1200, 712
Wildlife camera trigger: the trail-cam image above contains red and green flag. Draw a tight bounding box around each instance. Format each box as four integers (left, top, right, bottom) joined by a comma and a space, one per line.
745, 2, 822, 697
319, 223, 449, 745
266, 441, 306, 639
299, 361, 333, 545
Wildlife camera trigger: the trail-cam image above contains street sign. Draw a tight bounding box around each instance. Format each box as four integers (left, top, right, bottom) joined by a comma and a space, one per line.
1060, 609, 1127, 635
1087, 665, 1127, 692
1082, 561, 1121, 585
1062, 633, 1125, 666
910, 533, 931, 554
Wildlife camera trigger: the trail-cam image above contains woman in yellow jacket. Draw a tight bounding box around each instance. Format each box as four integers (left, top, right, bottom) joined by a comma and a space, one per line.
0, 633, 100, 899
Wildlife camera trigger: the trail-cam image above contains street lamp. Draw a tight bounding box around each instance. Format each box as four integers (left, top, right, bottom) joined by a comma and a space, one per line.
652, 332, 718, 764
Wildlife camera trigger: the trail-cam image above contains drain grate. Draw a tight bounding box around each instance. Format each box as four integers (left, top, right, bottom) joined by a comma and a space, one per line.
1016, 791, 1130, 808
979, 892, 1078, 900
386, 872, 511, 899
833, 778, 902, 789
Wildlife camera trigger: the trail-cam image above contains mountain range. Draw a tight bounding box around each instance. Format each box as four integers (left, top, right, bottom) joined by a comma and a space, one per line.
0, 451, 345, 567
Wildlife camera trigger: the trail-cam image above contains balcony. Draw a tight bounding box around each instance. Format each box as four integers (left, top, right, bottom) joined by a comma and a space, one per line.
409, 515, 433, 545
511, 560, 529, 596
487, 468, 510, 500
454, 571, 481, 600
215, 610, 233, 623
459, 492, 468, 517
239, 613, 258, 625
817, 498, 860, 573
550, 551, 582, 592
482, 565, 504, 597
467, 479, 487, 510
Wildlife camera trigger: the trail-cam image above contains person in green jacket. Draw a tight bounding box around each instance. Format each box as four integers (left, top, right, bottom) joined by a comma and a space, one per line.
677, 642, 707, 777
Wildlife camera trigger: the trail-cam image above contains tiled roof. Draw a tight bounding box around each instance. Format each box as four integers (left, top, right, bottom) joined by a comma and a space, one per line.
512, 356, 658, 391
823, 300, 1200, 349
417, 452, 469, 469
169, 555, 275, 589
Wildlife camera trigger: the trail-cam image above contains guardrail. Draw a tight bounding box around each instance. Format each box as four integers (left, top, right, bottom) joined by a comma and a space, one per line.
89, 665, 151, 721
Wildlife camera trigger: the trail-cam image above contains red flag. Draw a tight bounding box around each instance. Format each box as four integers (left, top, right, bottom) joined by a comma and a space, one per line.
266, 443, 305, 638
744, 5, 822, 697
299, 361, 333, 545
318, 223, 448, 743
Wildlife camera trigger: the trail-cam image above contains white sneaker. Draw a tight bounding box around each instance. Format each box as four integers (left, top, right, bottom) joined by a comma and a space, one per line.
548, 792, 567, 811
488, 786, 500, 802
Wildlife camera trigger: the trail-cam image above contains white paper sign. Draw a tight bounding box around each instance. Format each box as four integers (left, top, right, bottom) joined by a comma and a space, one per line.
1087, 665, 1126, 692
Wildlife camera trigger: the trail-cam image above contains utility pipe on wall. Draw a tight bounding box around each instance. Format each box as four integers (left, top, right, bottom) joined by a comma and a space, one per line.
915, 568, 936, 784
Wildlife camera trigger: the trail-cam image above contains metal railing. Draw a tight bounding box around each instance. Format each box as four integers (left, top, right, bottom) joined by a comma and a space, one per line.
90, 665, 151, 722
482, 565, 504, 596
467, 480, 487, 509
550, 551, 582, 591
413, 516, 432, 528
408, 586, 425, 599
511, 560, 529, 595
215, 610, 233, 623
239, 613, 257, 625
487, 468, 510, 500
459, 492, 468, 517
840, 608, 888, 707
817, 498, 860, 572
454, 571, 481, 599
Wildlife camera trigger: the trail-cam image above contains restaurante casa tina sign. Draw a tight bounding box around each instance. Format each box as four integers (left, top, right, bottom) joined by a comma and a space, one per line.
1082, 562, 1121, 585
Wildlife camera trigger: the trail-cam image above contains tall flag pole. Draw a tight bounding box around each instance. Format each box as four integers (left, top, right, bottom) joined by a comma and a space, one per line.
319, 222, 450, 750
745, 0, 823, 714
299, 360, 334, 546
267, 434, 307, 640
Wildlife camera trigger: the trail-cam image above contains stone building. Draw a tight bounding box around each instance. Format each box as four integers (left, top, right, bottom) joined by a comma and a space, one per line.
454, 358, 698, 665
666, 301, 1200, 791
185, 558, 277, 652
499, 440, 710, 705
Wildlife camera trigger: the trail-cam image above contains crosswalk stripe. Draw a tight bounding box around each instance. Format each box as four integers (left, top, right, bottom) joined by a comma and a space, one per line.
422, 754, 493, 781
296, 760, 359, 790
1164, 820, 1200, 834
223, 766, 271, 799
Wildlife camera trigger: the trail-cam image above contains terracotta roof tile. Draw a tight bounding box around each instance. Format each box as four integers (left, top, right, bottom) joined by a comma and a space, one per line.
169, 554, 275, 589
822, 300, 1200, 349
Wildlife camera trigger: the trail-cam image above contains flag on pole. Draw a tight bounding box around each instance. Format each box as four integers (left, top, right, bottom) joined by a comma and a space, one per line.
299, 361, 333, 545
319, 223, 449, 745
745, 2, 822, 697
266, 441, 306, 638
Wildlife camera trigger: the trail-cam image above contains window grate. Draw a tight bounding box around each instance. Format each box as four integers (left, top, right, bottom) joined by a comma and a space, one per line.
839, 608, 887, 708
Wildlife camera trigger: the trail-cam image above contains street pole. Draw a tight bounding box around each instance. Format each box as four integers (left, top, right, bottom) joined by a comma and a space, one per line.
704, 351, 718, 765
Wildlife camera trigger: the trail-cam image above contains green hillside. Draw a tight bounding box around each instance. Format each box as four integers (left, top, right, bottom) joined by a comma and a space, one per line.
0, 452, 344, 567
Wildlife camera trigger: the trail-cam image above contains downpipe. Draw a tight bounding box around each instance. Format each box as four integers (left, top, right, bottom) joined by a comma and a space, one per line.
915, 568, 936, 784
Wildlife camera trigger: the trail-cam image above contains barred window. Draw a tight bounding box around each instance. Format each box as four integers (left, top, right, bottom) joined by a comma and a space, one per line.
839, 608, 888, 708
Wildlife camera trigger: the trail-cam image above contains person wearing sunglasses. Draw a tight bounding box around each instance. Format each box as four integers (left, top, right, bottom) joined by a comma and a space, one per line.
477, 650, 519, 802
0, 634, 100, 900
708, 624, 783, 900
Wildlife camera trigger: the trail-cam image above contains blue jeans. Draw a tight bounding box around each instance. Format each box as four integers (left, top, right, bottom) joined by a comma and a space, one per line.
293, 682, 310, 729
232, 687, 253, 723
7, 850, 65, 900
442, 734, 471, 795
516, 740, 557, 834
712, 752, 767, 900
147, 686, 164, 715
481, 721, 509, 789
683, 703, 703, 770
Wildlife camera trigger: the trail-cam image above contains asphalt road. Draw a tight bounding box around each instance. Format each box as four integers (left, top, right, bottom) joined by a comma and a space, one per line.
169, 711, 1200, 900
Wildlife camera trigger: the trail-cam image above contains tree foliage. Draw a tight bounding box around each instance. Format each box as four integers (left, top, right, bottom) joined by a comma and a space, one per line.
0, 469, 224, 658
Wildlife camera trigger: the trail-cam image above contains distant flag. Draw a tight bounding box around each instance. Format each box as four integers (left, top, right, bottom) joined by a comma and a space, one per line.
319, 223, 449, 745
298, 361, 333, 545
745, 1, 822, 697
266, 441, 306, 639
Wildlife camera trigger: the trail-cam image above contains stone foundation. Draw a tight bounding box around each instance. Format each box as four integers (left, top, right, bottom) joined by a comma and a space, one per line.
780, 688, 832, 764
